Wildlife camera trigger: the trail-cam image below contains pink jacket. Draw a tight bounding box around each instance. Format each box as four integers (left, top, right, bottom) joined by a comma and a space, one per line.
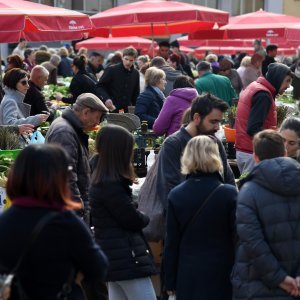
153, 88, 198, 136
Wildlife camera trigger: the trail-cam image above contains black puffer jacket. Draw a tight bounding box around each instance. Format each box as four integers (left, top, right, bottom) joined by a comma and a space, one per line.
89, 176, 157, 282
232, 157, 300, 300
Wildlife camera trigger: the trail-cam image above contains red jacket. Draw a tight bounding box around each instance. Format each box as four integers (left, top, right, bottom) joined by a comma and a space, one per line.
235, 77, 277, 153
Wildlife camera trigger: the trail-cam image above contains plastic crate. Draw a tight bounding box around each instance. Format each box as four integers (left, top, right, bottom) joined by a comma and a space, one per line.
0, 149, 21, 160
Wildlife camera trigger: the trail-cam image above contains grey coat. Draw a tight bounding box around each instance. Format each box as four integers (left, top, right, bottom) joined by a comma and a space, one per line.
232, 157, 300, 300
0, 88, 42, 126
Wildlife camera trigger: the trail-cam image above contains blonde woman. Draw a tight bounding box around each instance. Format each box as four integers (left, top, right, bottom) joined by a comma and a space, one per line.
164, 135, 237, 300
134, 66, 166, 128
237, 55, 251, 79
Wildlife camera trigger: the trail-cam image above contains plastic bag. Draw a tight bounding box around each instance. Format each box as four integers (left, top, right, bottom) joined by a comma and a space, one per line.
29, 131, 45, 144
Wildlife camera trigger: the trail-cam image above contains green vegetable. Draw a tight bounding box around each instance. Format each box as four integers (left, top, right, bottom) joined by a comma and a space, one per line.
43, 84, 70, 100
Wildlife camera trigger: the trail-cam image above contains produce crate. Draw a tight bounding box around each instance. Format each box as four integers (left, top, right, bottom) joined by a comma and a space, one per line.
0, 149, 21, 160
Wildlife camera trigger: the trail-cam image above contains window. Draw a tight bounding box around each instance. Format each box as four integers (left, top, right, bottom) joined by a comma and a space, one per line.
41, 0, 54, 5
192, 0, 218, 7
86, 0, 100, 13
72, 0, 83, 10
232, 0, 264, 16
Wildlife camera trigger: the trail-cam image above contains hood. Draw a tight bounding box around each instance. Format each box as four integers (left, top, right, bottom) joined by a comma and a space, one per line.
160, 65, 182, 80
169, 87, 198, 102
247, 157, 300, 196
266, 63, 292, 94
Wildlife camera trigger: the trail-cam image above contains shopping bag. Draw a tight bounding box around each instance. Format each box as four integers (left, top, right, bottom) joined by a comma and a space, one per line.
138, 158, 165, 242
30, 131, 45, 144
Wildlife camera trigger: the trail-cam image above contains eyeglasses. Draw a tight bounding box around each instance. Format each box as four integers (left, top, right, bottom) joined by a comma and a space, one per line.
19, 79, 29, 86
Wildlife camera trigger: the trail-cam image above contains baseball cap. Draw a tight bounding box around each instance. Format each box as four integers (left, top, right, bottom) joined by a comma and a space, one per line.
75, 93, 108, 113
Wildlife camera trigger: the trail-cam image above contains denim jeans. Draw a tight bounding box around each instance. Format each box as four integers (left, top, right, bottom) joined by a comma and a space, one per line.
108, 277, 156, 300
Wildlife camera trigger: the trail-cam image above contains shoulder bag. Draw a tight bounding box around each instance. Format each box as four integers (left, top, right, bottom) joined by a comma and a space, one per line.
181, 184, 223, 235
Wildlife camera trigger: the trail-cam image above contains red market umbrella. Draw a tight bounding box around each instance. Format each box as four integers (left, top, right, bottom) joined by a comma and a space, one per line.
221, 9, 300, 41
90, 0, 229, 37
195, 46, 296, 56
178, 36, 300, 49
0, 0, 93, 42
75, 36, 157, 50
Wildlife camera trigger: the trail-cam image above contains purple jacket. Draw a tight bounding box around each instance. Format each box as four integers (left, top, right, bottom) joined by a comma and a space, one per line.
153, 88, 198, 136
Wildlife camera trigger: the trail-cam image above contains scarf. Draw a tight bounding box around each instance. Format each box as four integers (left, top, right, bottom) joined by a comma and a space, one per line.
12, 196, 65, 211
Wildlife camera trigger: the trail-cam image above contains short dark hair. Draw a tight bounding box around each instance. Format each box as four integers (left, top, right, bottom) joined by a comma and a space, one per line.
173, 75, 195, 89
91, 125, 135, 184
191, 93, 228, 120
253, 129, 285, 161
35, 50, 51, 65
266, 44, 278, 53
6, 144, 80, 210
24, 48, 34, 59
3, 68, 28, 90
280, 117, 300, 138
159, 41, 170, 48
196, 61, 211, 72
72, 55, 87, 71
150, 57, 166, 68
89, 52, 104, 59
123, 46, 138, 58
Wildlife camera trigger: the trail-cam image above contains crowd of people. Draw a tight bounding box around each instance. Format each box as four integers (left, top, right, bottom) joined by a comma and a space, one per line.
0, 37, 299, 300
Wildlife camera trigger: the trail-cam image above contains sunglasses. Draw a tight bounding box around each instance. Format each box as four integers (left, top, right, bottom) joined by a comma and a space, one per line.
19, 79, 29, 86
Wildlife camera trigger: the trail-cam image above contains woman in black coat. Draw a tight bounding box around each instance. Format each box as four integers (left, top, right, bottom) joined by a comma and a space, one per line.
89, 125, 157, 300
0, 144, 108, 300
134, 66, 165, 128
164, 135, 237, 300
56, 55, 98, 104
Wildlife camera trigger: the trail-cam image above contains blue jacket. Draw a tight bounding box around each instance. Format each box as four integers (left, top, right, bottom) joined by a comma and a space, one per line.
232, 157, 300, 300
134, 85, 164, 128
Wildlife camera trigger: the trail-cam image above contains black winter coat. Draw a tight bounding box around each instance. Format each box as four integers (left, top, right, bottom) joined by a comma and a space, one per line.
96, 62, 140, 112
164, 172, 237, 300
24, 81, 54, 122
232, 157, 300, 300
0, 206, 108, 300
89, 177, 157, 282
62, 70, 98, 104
134, 86, 164, 128
46, 108, 90, 204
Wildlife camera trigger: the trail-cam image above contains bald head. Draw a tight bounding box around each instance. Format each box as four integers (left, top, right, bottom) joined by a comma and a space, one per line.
30, 65, 49, 89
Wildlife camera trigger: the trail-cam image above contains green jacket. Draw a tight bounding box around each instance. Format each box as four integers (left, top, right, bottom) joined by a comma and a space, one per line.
195, 72, 237, 106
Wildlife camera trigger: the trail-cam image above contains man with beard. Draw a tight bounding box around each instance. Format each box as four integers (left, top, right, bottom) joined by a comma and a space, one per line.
156, 93, 236, 211
149, 93, 235, 300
